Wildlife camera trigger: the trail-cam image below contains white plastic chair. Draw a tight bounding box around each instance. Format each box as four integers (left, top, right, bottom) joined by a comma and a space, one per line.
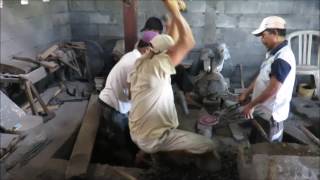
287, 30, 320, 96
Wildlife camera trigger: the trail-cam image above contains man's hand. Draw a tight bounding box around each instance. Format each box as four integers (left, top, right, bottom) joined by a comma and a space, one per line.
162, 0, 186, 12
241, 103, 254, 119
177, 0, 187, 11
238, 93, 247, 103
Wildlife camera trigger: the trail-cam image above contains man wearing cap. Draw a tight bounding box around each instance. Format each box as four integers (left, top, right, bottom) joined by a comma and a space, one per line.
129, 0, 220, 171
140, 16, 196, 113
98, 31, 158, 157
239, 16, 296, 142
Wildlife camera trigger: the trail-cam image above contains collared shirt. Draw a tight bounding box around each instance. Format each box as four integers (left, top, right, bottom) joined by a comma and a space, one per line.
252, 40, 296, 122
99, 49, 141, 114
129, 52, 178, 143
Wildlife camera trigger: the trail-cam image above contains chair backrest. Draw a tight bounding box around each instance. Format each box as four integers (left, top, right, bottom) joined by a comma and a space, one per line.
286, 30, 320, 66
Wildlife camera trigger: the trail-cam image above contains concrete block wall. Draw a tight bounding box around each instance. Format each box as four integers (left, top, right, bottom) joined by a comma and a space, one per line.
1, 0, 319, 85
208, 0, 319, 86
69, 0, 123, 42
1, 0, 71, 71
69, 0, 317, 86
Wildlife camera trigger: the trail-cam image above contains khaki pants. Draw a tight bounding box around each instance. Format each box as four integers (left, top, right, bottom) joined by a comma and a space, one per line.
133, 128, 216, 154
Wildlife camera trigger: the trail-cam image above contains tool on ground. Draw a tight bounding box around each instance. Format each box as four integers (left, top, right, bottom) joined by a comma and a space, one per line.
299, 125, 320, 147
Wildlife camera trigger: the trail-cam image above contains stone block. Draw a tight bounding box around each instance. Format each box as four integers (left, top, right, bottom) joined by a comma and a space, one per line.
183, 12, 206, 27
69, 0, 96, 12
186, 1, 206, 13
52, 13, 70, 26
215, 1, 225, 14
71, 24, 98, 37
238, 15, 266, 29
89, 13, 111, 24
215, 14, 237, 28
191, 27, 205, 49
70, 12, 90, 24
224, 1, 260, 14
53, 25, 72, 41
49, 0, 69, 13
27, 16, 54, 32
98, 24, 124, 38
96, 0, 122, 13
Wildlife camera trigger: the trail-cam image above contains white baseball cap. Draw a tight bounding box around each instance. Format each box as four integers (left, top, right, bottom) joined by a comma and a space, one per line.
150, 34, 175, 53
252, 16, 286, 36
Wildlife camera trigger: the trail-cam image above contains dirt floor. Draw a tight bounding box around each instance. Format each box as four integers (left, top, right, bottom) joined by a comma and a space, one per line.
139, 151, 239, 180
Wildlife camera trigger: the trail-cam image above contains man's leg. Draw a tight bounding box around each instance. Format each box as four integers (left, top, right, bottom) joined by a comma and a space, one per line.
154, 129, 220, 172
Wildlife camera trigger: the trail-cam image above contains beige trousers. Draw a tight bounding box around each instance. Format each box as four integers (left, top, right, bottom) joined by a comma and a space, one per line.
133, 128, 216, 154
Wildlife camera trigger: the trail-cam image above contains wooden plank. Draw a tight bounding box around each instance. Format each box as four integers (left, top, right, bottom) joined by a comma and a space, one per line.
284, 121, 316, 147
65, 95, 101, 179
38, 45, 59, 60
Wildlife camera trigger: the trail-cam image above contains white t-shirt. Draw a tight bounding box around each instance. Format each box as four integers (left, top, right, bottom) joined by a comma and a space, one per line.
129, 52, 178, 142
99, 49, 141, 114
252, 44, 296, 122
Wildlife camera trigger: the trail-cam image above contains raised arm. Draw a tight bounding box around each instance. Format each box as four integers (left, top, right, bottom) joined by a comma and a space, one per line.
163, 0, 195, 66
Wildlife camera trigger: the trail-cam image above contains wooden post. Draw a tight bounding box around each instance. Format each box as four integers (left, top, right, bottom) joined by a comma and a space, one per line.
123, 0, 138, 53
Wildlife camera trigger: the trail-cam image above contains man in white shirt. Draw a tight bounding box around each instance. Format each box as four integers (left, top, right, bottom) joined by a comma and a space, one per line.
98, 31, 158, 154
239, 16, 296, 142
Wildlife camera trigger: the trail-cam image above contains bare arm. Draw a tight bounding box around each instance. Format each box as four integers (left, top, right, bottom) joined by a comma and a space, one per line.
165, 15, 179, 42
239, 77, 257, 102
242, 76, 282, 119
163, 0, 195, 66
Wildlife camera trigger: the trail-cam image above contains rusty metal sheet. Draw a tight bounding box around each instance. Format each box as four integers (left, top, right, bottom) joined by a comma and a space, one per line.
123, 0, 138, 52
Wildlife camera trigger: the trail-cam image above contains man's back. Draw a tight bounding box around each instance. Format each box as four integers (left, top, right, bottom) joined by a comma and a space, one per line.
99, 49, 141, 113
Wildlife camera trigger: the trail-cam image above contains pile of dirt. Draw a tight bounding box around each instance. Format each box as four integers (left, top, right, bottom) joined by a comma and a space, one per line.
139, 152, 239, 180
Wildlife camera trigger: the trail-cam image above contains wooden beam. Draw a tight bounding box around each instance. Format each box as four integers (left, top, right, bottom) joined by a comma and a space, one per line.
65, 95, 101, 179
123, 0, 138, 52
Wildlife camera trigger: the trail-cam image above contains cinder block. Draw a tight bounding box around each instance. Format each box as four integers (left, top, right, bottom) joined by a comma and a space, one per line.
49, 1, 69, 13
1, 39, 25, 59
258, 1, 294, 14
53, 25, 72, 41
70, 0, 96, 12
238, 15, 266, 29
70, 12, 90, 24
294, 0, 320, 15
215, 1, 225, 14
203, 7, 217, 45
225, 1, 260, 14
71, 24, 98, 37
184, 12, 206, 27
285, 15, 317, 30
215, 14, 237, 28
27, 16, 53, 32
225, 1, 294, 15
98, 24, 124, 38
186, 1, 206, 13
191, 27, 205, 49
89, 13, 111, 24
52, 13, 70, 26
96, 0, 122, 12
140, 1, 167, 18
